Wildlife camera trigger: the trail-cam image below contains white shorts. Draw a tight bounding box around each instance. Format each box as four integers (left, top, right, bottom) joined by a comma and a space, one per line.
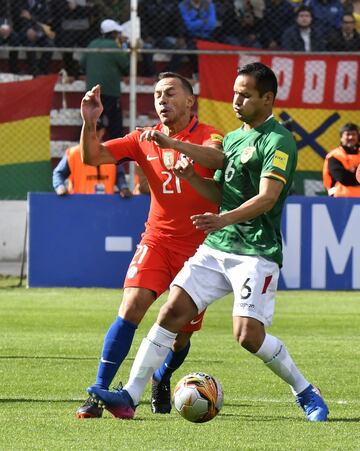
170, 244, 279, 328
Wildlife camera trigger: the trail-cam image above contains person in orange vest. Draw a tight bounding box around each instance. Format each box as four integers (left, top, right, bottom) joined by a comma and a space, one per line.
52, 117, 132, 197
322, 122, 360, 197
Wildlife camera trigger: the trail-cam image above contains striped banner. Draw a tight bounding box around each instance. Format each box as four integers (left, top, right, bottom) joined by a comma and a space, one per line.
0, 75, 58, 200
198, 41, 360, 193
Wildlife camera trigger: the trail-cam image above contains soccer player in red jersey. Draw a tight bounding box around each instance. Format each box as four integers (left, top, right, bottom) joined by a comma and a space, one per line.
76, 72, 224, 418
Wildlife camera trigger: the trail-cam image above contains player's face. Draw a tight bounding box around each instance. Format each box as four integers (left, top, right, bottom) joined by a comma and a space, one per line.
341, 130, 359, 148
154, 78, 194, 126
233, 74, 272, 127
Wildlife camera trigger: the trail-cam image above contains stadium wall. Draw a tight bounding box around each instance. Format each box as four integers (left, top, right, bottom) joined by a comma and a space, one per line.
0, 201, 26, 274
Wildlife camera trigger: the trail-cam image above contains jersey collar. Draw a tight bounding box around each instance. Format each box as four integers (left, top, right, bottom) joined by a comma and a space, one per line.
159, 116, 199, 138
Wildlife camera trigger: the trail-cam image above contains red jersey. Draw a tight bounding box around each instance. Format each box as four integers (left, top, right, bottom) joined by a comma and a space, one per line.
105, 116, 223, 255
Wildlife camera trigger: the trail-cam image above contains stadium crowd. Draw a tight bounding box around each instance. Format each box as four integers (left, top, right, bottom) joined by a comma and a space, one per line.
1, 0, 360, 78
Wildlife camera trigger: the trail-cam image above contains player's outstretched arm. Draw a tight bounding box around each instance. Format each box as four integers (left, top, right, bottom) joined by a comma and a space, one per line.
138, 128, 224, 169
80, 85, 117, 166
173, 158, 222, 204
192, 177, 284, 234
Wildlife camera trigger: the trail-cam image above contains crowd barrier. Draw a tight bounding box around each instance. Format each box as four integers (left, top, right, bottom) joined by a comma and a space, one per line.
28, 193, 360, 290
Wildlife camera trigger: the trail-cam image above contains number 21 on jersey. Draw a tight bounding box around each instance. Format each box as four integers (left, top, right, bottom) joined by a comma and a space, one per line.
162, 171, 181, 194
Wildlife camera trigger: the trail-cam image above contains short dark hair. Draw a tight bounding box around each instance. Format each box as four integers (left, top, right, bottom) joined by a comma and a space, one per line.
237, 62, 278, 98
157, 72, 194, 95
340, 122, 359, 136
296, 5, 312, 17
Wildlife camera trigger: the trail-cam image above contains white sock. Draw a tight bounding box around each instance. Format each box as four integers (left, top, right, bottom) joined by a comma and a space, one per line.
255, 334, 309, 395
123, 323, 177, 405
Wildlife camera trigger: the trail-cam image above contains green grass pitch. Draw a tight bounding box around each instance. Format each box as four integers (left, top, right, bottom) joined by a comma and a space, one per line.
0, 279, 359, 450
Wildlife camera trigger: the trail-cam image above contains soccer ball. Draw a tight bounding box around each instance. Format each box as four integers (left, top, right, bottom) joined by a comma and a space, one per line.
173, 372, 223, 423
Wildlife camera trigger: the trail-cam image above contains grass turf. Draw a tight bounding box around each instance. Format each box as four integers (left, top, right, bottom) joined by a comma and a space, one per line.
0, 281, 359, 450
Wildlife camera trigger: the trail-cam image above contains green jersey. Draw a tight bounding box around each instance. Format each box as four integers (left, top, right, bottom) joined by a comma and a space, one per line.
80, 38, 129, 97
204, 117, 297, 266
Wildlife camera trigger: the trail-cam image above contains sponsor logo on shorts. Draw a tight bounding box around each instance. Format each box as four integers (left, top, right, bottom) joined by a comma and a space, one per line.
238, 302, 255, 310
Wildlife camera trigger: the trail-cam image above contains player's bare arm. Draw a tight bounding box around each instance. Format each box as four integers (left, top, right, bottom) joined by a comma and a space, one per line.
80, 85, 117, 166
138, 128, 224, 169
173, 158, 222, 204
192, 177, 283, 234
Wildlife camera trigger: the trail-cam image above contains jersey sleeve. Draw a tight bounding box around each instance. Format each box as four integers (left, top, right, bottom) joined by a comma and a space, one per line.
261, 134, 296, 186
104, 130, 140, 163
200, 126, 224, 147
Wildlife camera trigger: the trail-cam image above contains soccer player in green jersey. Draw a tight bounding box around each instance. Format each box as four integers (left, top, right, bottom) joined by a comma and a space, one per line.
89, 62, 329, 422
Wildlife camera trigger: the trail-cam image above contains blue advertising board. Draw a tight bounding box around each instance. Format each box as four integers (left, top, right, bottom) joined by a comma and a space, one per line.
28, 193, 360, 290
28, 193, 150, 288
279, 196, 360, 290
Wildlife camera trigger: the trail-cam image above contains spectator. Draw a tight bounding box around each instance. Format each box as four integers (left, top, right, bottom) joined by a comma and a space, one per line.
343, 0, 360, 32
179, 0, 217, 40
138, 0, 186, 76
260, 0, 294, 49
304, 0, 343, 35
215, 0, 263, 47
281, 5, 326, 51
91, 0, 130, 25
80, 19, 129, 139
326, 13, 360, 51
0, 19, 20, 73
52, 117, 131, 197
178, 0, 217, 77
50, 0, 94, 79
322, 122, 360, 197
11, 0, 54, 75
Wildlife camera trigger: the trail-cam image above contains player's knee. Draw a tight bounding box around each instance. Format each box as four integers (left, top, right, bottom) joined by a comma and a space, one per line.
118, 298, 147, 324
236, 332, 253, 350
235, 329, 265, 353
158, 301, 181, 324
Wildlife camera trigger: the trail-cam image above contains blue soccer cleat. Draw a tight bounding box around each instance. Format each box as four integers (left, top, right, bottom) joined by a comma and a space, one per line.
296, 384, 329, 422
87, 385, 136, 419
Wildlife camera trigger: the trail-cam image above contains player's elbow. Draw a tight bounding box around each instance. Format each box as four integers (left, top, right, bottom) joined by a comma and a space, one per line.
210, 151, 224, 169
260, 188, 282, 212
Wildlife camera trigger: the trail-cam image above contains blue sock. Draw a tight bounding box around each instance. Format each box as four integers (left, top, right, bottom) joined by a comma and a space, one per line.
153, 341, 191, 384
95, 316, 137, 389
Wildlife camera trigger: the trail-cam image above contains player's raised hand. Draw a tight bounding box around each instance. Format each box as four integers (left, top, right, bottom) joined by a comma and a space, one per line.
137, 128, 175, 149
81, 85, 103, 126
356, 164, 360, 184
173, 157, 195, 180
190, 212, 227, 234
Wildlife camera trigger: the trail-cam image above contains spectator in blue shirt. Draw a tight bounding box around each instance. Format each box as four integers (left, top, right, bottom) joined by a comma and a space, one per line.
178, 0, 217, 77
304, 0, 343, 35
179, 0, 217, 40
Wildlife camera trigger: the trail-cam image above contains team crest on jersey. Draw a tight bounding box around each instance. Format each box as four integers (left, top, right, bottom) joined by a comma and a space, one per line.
162, 150, 175, 169
241, 146, 256, 164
